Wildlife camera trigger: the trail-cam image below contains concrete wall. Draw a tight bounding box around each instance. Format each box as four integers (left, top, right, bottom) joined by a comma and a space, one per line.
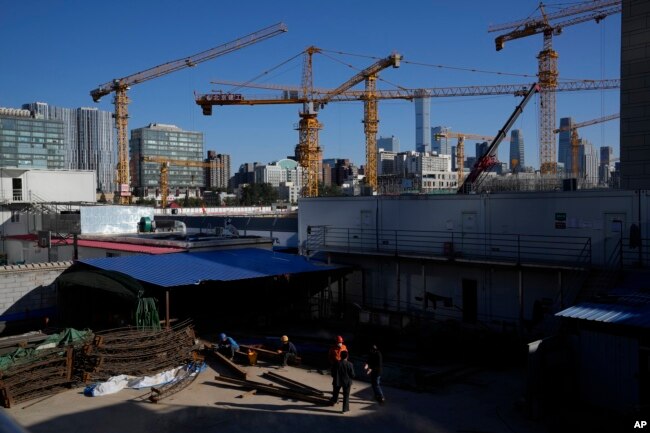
299, 190, 648, 266
0, 262, 71, 325
621, 0, 650, 189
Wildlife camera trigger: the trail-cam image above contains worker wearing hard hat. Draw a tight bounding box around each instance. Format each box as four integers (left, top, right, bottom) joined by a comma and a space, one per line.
277, 335, 298, 367
327, 335, 349, 405
216, 333, 239, 360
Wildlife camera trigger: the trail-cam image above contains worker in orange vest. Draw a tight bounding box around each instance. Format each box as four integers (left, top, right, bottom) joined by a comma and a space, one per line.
327, 335, 348, 404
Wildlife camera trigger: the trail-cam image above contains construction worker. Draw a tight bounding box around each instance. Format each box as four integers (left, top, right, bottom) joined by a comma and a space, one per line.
331, 350, 355, 413
328, 335, 348, 402
364, 344, 385, 404
216, 333, 239, 360
277, 335, 298, 367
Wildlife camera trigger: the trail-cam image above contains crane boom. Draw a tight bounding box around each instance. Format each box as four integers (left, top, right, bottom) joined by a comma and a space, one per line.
553, 113, 619, 133
459, 83, 539, 193
196, 79, 619, 108
90, 23, 287, 205
90, 23, 287, 102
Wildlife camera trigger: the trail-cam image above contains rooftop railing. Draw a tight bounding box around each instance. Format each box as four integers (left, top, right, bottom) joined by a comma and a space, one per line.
307, 226, 592, 269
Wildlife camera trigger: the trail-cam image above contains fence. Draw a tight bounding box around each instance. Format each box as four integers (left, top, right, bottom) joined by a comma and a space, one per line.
307, 226, 592, 268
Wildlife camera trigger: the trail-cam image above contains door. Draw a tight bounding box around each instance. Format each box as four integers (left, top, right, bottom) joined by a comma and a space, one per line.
12, 178, 22, 201
360, 210, 374, 250
462, 279, 478, 324
604, 212, 625, 266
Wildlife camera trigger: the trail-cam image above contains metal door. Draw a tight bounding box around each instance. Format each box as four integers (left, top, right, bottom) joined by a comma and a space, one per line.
603, 212, 625, 266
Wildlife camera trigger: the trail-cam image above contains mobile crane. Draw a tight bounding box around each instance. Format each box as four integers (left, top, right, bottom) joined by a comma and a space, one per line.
459, 83, 540, 193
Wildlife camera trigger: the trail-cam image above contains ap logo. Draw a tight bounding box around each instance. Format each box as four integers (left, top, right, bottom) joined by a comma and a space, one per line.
635, 421, 648, 429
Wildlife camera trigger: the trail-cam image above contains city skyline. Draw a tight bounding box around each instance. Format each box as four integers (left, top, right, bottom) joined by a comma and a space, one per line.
1, 1, 621, 173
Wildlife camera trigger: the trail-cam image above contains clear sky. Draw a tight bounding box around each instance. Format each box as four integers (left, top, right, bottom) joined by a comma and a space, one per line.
0, 0, 621, 171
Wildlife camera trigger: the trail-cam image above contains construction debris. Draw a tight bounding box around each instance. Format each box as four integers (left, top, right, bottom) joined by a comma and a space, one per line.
148, 356, 206, 403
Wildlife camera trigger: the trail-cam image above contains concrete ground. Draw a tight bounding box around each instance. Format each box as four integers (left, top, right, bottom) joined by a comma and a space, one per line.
5, 358, 548, 433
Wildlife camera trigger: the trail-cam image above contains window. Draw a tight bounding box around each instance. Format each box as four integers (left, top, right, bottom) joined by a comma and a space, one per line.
11, 211, 20, 223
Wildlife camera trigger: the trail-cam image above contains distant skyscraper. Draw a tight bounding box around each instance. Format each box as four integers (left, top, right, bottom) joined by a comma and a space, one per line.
558, 117, 573, 173
205, 150, 231, 190
415, 98, 431, 153
475, 141, 489, 160
23, 102, 115, 192
509, 129, 525, 173
599, 146, 614, 185
377, 135, 400, 152
431, 126, 451, 155
578, 138, 599, 185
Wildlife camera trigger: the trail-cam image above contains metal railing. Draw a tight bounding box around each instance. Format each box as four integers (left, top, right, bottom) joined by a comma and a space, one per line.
621, 237, 650, 268
307, 226, 592, 268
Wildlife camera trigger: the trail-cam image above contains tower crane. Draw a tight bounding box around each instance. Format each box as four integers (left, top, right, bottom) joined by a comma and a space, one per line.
489, 0, 621, 175
197, 78, 618, 193
141, 156, 223, 209
553, 113, 619, 176
200, 48, 401, 197
434, 131, 511, 185
90, 23, 287, 204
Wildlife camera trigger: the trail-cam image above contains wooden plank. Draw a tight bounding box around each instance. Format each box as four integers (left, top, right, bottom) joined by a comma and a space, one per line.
213, 351, 247, 380
213, 375, 330, 405
262, 371, 324, 396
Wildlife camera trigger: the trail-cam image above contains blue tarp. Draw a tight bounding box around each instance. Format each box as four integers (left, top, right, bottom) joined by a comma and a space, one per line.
78, 248, 342, 288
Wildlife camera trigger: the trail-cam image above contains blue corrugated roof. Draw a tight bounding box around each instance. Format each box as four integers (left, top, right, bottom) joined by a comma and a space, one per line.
556, 301, 650, 329
78, 248, 342, 288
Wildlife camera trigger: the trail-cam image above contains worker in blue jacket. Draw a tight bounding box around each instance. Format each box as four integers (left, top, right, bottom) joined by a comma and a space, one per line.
216, 333, 239, 360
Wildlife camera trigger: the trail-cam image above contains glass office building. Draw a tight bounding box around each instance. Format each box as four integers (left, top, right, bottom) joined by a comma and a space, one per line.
130, 123, 204, 196
0, 108, 65, 169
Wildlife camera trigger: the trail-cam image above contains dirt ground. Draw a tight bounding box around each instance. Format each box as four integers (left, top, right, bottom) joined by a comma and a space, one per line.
5, 356, 549, 433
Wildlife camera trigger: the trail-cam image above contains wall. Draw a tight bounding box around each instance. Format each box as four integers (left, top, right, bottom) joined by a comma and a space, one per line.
0, 262, 71, 327
299, 190, 647, 266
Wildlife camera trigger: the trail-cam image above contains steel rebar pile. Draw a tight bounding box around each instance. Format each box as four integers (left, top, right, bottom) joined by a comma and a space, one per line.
78, 320, 199, 382
0, 347, 76, 408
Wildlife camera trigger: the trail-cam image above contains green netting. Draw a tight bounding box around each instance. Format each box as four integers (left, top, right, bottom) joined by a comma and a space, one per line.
136, 297, 161, 331
0, 328, 93, 371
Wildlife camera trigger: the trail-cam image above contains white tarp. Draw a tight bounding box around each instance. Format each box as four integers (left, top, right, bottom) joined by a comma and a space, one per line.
88, 366, 184, 397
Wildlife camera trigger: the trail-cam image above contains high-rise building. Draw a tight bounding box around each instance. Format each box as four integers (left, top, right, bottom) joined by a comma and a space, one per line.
578, 139, 600, 185
321, 163, 332, 187
378, 150, 397, 176
431, 126, 451, 155
509, 129, 525, 173
205, 150, 231, 190
0, 107, 65, 170
475, 142, 489, 160
130, 123, 203, 196
415, 98, 431, 153
558, 117, 573, 173
378, 135, 400, 153
599, 146, 614, 186
23, 102, 115, 192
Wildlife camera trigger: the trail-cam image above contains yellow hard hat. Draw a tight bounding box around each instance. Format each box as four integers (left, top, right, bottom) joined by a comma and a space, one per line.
281, 335, 289, 342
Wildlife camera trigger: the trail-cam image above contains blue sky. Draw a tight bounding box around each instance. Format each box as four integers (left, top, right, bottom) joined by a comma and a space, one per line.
1, 0, 621, 170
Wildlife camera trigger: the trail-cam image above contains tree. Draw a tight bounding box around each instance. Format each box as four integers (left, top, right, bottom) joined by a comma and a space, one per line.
240, 183, 278, 206
318, 183, 344, 197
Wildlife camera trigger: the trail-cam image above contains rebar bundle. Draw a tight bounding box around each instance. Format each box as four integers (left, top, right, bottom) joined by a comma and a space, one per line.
0, 321, 199, 408
79, 320, 199, 382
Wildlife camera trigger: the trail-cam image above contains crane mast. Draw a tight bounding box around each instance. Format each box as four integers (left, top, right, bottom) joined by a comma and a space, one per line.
90, 23, 287, 204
